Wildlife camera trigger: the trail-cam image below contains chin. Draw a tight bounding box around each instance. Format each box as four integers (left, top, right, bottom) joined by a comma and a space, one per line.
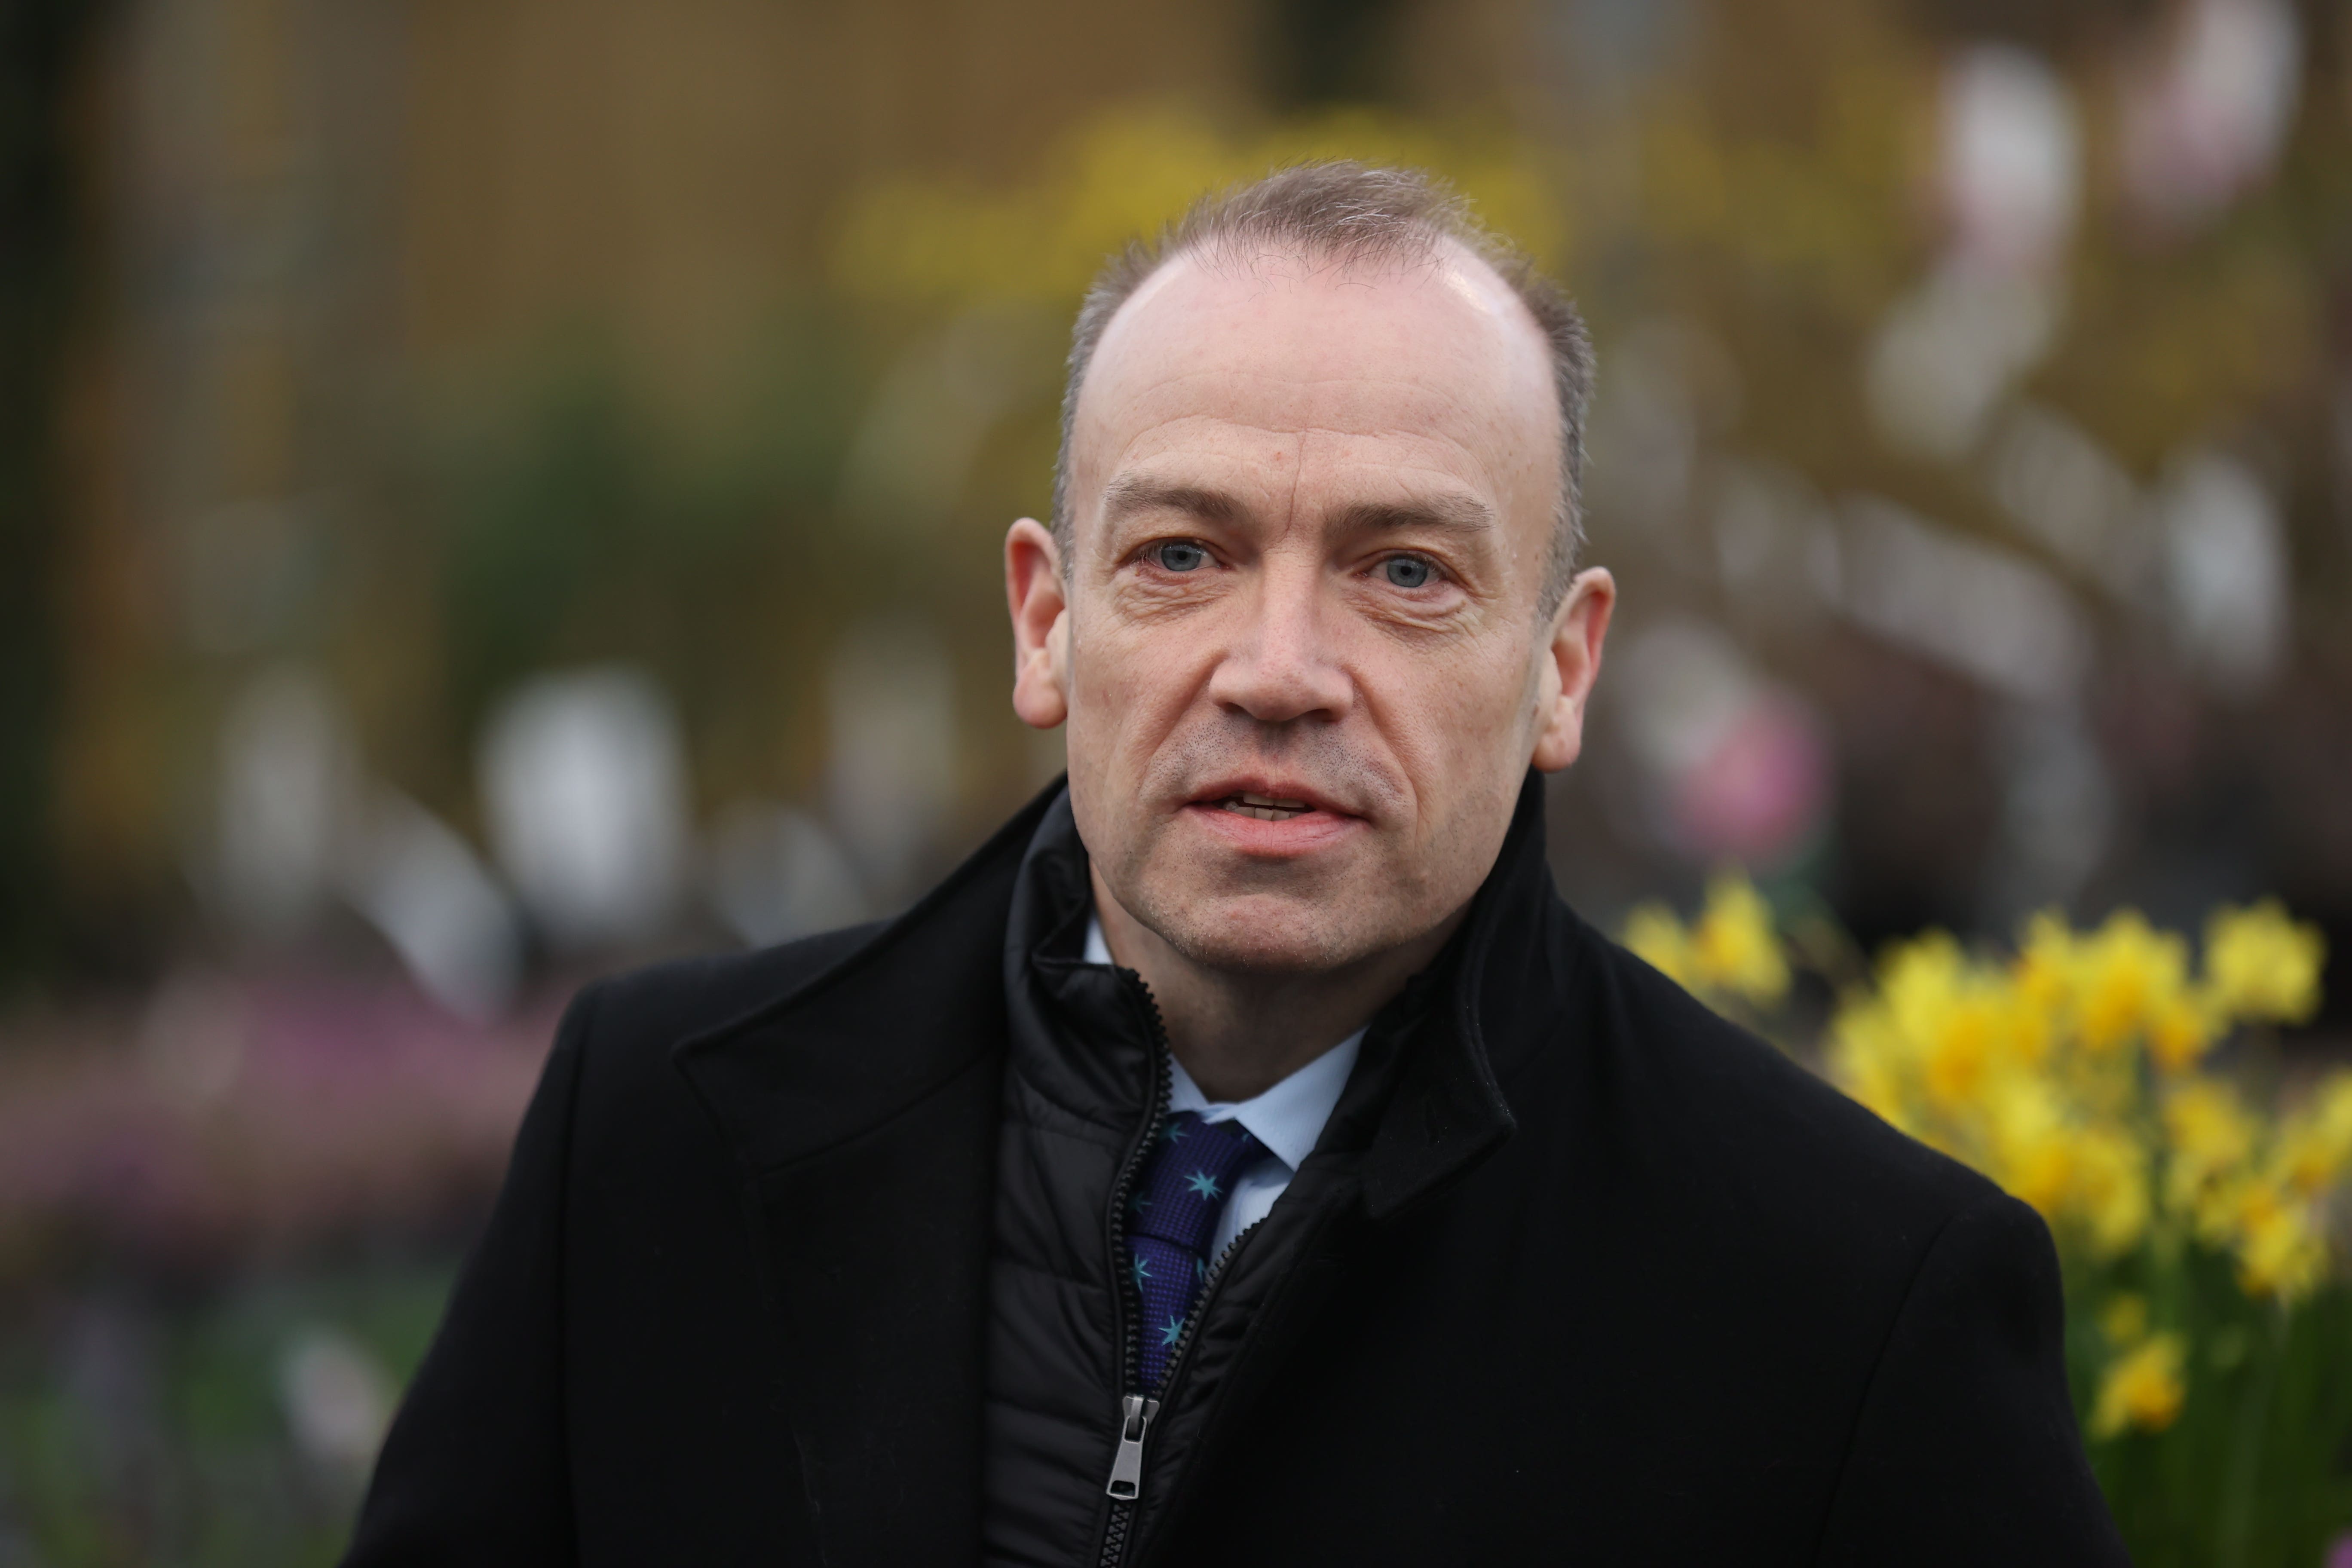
1149, 891, 1387, 976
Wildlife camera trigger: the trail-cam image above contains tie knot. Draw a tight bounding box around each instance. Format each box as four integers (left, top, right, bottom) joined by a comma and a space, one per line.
1127, 1111, 1266, 1255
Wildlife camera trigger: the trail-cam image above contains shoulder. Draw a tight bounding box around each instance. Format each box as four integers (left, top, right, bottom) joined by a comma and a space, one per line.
576, 921, 890, 1046
1536, 905, 2006, 1258
554, 920, 892, 1107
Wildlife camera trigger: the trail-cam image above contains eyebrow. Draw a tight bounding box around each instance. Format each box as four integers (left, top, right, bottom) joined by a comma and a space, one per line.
1328, 494, 1497, 538
1099, 475, 1497, 539
1099, 475, 1248, 529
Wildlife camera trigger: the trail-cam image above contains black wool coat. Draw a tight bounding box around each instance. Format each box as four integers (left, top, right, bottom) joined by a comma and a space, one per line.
345, 776, 2129, 1567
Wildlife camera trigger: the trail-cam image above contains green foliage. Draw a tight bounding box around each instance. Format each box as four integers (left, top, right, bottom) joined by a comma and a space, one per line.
0, 1260, 455, 1566
426, 306, 875, 805
2070, 1254, 2352, 1568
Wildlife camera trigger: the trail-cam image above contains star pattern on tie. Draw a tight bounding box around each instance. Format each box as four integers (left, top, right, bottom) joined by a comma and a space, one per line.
1121, 1109, 1269, 1392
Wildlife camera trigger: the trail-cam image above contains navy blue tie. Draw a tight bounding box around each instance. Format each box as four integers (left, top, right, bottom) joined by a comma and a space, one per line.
1125, 1110, 1267, 1392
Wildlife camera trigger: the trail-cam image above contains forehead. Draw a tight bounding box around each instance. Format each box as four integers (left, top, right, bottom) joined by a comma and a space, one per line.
1072, 242, 1559, 528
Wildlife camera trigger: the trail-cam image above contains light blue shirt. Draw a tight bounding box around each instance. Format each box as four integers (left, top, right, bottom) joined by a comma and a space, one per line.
1085, 916, 1365, 1256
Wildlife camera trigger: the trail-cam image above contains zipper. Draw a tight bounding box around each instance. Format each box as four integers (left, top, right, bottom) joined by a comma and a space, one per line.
1096, 969, 1172, 1568
1105, 970, 1171, 1402
1104, 1393, 1158, 1500
1093, 1211, 1267, 1568
1094, 965, 1276, 1566
1144, 1216, 1260, 1404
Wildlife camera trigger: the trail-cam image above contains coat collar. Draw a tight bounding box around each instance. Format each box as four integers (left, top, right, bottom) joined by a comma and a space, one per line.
672, 778, 1066, 1168
670, 771, 1567, 1564
1354, 770, 1563, 1217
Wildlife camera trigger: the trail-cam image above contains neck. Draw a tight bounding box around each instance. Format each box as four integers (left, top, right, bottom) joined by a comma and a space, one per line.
1089, 867, 1464, 1102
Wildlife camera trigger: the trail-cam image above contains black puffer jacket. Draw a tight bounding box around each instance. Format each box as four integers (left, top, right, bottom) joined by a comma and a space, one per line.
982, 787, 1443, 1565
346, 775, 2128, 1567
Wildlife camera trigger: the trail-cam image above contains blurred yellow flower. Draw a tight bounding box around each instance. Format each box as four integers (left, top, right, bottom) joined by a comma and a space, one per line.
2012, 912, 2077, 1017
1688, 874, 1791, 1005
2230, 1183, 2327, 1302
1620, 873, 1789, 1010
2091, 1333, 2187, 1438
1806, 894, 2346, 1448
2072, 1125, 2152, 1258
2275, 1076, 2352, 1197
1830, 897, 2343, 1332
1983, 1076, 2072, 1217
1920, 1002, 1996, 1110
2163, 1081, 2259, 1230
2073, 911, 2194, 1059
2205, 900, 2325, 1027
1623, 902, 1696, 989
2144, 990, 2220, 1074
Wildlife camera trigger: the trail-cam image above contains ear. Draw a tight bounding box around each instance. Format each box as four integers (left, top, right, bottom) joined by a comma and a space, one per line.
1530, 567, 1615, 773
1005, 517, 1070, 729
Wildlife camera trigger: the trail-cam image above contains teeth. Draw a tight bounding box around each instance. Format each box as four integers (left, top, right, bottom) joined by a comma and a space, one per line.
1218, 793, 1310, 821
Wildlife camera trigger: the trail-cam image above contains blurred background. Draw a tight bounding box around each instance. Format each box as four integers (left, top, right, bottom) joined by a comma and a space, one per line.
3, 0, 2349, 1557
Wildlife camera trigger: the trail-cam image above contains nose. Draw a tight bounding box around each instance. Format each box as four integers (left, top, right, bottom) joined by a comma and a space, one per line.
1204, 565, 1355, 725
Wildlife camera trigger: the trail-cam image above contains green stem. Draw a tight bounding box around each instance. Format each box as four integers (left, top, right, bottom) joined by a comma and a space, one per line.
2216, 1308, 2283, 1568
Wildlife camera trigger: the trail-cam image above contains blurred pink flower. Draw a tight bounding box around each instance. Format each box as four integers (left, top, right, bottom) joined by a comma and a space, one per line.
0, 972, 564, 1271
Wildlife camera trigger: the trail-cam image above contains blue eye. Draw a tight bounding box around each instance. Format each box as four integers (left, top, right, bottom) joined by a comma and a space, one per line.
1155, 542, 1208, 572
1383, 556, 1434, 588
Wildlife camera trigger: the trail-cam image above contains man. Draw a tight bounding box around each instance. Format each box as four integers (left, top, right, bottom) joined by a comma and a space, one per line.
347, 163, 2127, 1566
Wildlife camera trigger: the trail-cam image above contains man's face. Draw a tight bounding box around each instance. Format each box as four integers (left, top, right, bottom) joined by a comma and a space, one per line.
1013, 242, 1609, 975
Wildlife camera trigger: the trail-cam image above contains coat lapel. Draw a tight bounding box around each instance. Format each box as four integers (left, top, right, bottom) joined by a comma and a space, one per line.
671, 787, 1057, 1568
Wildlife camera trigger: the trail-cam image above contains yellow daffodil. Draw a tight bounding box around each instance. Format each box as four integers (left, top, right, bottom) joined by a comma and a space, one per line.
2145, 989, 2221, 1074
2162, 1081, 2259, 1228
1818, 897, 2340, 1450
2012, 912, 2078, 1017
2091, 1333, 2187, 1438
1621, 874, 1790, 1010
1688, 873, 1791, 1006
2229, 1183, 2328, 1302
1834, 1030, 1913, 1135
2204, 900, 2326, 1027
2074, 911, 2194, 1058
1623, 902, 1696, 989
2274, 1075, 2352, 1197
2071, 1124, 2152, 1257
1983, 1077, 2073, 1218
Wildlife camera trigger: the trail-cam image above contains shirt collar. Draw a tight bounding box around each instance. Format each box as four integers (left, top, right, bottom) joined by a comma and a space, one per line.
1085, 914, 1363, 1172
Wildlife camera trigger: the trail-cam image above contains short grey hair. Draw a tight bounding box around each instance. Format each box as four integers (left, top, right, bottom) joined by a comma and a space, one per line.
1050, 160, 1595, 614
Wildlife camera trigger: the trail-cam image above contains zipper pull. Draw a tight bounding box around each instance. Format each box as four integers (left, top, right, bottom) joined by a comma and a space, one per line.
1104, 1393, 1160, 1499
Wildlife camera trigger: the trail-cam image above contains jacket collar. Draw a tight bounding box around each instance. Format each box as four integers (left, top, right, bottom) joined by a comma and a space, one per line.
999, 788, 1163, 1142
1337, 770, 1561, 1216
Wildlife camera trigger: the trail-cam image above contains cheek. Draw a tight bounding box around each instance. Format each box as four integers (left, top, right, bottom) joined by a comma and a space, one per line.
1376, 641, 1537, 796
1066, 623, 1191, 776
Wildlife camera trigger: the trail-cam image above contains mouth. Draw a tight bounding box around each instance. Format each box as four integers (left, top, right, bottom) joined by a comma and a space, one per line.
1178, 779, 1364, 855
1210, 791, 1317, 823
1178, 776, 1366, 858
